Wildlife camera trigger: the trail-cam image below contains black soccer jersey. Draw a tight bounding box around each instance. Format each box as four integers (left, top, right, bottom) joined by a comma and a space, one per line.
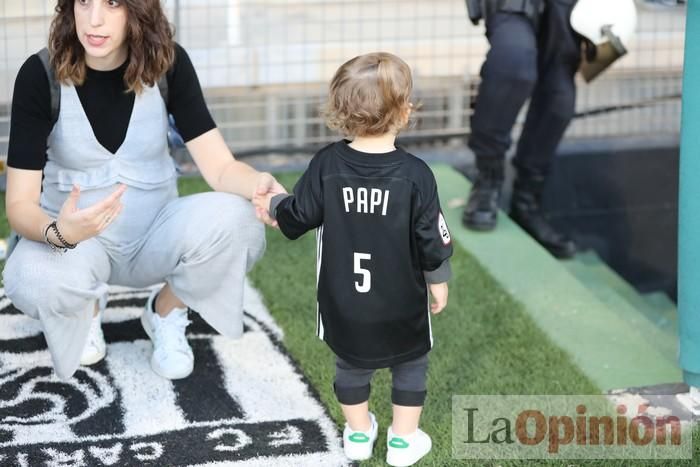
271, 140, 453, 368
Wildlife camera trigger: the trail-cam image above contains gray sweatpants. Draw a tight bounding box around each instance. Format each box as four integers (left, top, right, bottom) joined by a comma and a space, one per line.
3, 192, 265, 380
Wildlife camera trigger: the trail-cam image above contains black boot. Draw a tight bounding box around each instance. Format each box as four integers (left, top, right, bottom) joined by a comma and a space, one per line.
462, 161, 503, 231
509, 174, 577, 259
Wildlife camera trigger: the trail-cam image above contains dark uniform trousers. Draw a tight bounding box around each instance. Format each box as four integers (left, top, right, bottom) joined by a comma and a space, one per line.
468, 0, 581, 178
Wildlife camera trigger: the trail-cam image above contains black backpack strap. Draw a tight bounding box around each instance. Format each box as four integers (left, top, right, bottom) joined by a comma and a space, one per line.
157, 54, 177, 107
157, 73, 169, 106
37, 47, 61, 128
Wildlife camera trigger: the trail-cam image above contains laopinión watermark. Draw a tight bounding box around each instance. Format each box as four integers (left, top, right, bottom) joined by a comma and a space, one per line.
452, 395, 692, 459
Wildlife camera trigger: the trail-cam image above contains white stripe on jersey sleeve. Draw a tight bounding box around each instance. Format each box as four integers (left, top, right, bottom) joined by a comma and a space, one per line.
315, 225, 324, 340
427, 287, 433, 348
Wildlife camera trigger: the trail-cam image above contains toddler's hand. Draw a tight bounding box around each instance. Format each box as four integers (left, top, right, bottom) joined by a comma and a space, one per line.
252, 192, 276, 227
428, 282, 448, 314
253, 173, 285, 228
252, 192, 270, 210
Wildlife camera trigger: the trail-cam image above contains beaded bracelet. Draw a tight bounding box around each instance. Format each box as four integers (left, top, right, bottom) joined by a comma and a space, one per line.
43, 221, 77, 252
50, 221, 77, 249
43, 222, 66, 253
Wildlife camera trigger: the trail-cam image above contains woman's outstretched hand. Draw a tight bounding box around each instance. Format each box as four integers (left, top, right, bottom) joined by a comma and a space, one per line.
56, 184, 127, 244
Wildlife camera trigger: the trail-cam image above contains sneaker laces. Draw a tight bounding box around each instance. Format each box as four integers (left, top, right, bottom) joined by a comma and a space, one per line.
153, 308, 191, 356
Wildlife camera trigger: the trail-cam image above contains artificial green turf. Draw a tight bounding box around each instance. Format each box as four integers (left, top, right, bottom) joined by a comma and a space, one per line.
1, 175, 697, 465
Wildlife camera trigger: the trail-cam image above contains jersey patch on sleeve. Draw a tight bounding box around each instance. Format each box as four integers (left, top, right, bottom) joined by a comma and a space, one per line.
438, 211, 451, 245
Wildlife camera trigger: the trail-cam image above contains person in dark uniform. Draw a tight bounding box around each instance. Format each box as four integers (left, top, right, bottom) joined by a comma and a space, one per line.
255, 52, 452, 466
463, 0, 580, 258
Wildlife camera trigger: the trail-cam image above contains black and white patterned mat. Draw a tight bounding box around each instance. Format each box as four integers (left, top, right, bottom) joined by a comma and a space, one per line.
0, 280, 346, 466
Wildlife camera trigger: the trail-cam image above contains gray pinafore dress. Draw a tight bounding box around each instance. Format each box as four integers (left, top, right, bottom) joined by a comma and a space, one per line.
3, 81, 265, 380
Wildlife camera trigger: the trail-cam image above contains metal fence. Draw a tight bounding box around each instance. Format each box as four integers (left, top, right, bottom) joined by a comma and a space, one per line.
0, 0, 686, 158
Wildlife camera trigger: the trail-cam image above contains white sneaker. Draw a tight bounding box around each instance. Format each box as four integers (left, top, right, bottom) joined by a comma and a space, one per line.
386, 427, 432, 467
80, 310, 106, 365
141, 289, 194, 379
342, 412, 378, 461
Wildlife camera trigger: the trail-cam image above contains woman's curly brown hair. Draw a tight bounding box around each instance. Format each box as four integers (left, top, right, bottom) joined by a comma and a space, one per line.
49, 0, 175, 94
323, 52, 413, 137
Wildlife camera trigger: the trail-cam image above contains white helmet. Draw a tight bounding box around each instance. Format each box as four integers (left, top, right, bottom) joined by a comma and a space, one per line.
570, 0, 638, 82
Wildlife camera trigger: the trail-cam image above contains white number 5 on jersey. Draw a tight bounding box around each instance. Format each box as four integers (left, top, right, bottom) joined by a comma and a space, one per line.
354, 252, 372, 293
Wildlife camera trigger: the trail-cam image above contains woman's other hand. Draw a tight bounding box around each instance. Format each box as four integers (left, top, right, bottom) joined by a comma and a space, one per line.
56, 184, 127, 244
